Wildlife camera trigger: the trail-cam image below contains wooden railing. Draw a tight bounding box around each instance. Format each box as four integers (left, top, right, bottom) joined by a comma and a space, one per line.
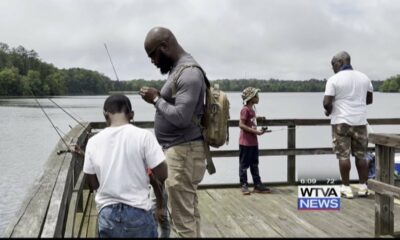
367, 133, 400, 237
4, 123, 92, 238
4, 118, 400, 237
92, 118, 400, 187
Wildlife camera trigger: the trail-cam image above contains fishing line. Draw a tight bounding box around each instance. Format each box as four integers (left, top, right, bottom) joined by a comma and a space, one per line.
270, 126, 298, 132
48, 98, 87, 128
55, 126, 67, 136
30, 89, 71, 152
261, 126, 299, 133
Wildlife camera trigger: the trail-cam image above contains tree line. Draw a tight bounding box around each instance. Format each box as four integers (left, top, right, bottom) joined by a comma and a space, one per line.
0, 43, 113, 96
0, 43, 396, 97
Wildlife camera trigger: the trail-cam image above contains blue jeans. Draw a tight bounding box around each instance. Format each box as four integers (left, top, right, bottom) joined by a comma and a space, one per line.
239, 145, 262, 185
98, 203, 157, 238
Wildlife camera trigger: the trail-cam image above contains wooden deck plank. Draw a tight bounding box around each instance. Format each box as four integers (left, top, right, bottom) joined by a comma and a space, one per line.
86, 195, 98, 237
41, 154, 74, 238
218, 188, 281, 237
248, 190, 325, 237
79, 191, 93, 238
197, 186, 399, 238
204, 187, 317, 237
197, 190, 223, 237
200, 189, 248, 237
220, 188, 286, 237
77, 186, 400, 238
73, 212, 83, 237
80, 213, 89, 238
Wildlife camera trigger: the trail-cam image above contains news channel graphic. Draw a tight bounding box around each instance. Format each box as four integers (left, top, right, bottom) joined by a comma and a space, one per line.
298, 178, 341, 211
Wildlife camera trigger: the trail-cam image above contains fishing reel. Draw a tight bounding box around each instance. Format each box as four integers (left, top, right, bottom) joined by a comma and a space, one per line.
261, 126, 272, 133
57, 149, 71, 155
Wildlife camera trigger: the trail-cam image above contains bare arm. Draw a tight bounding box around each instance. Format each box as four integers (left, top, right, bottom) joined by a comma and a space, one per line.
150, 173, 163, 208
366, 91, 373, 105
149, 161, 168, 222
151, 161, 168, 183
239, 119, 264, 135
85, 174, 99, 192
323, 95, 334, 116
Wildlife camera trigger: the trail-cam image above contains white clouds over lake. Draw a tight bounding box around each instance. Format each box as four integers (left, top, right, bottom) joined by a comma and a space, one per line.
1, 0, 399, 80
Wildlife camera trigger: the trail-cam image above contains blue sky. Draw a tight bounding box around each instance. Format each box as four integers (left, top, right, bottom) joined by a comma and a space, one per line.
1, 0, 399, 81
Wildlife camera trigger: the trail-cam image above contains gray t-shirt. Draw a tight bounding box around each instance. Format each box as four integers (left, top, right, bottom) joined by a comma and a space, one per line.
154, 53, 206, 148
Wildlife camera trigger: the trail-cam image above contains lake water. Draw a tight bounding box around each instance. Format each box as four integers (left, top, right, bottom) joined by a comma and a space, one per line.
1, 92, 399, 234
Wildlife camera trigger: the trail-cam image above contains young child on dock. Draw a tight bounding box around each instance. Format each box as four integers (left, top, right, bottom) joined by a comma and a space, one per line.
239, 87, 272, 195
82, 94, 168, 238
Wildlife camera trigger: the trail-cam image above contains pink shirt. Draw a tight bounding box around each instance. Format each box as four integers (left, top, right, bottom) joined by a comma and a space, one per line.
239, 106, 258, 146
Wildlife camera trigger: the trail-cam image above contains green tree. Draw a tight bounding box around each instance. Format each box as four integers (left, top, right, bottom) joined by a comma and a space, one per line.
46, 71, 67, 95
0, 67, 21, 96
380, 75, 400, 92
26, 70, 42, 96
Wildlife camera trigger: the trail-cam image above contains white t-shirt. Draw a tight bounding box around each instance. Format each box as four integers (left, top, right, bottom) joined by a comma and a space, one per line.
83, 124, 165, 212
324, 69, 373, 125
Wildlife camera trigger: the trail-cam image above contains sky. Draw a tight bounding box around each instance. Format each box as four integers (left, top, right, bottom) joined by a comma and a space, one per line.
1, 0, 399, 81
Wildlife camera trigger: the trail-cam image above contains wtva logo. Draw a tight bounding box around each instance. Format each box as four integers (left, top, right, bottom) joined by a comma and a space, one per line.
298, 185, 341, 211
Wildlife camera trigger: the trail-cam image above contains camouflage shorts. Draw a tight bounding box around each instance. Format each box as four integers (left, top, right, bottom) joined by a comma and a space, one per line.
332, 123, 368, 161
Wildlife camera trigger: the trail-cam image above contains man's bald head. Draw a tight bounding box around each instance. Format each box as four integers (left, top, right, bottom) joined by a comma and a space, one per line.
144, 27, 178, 55
144, 27, 184, 74
331, 51, 351, 74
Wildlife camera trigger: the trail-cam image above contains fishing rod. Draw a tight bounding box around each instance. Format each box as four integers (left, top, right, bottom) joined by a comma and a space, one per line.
260, 125, 298, 133
30, 89, 71, 154
104, 43, 120, 82
47, 98, 87, 128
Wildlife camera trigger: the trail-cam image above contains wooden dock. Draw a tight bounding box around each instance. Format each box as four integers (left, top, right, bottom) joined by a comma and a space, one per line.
4, 118, 400, 238
77, 185, 400, 238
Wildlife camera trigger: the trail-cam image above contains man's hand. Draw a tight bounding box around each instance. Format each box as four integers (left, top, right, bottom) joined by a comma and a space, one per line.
324, 110, 330, 117
139, 86, 160, 104
155, 206, 166, 223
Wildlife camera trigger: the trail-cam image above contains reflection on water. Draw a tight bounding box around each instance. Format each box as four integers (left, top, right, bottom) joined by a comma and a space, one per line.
0, 92, 399, 235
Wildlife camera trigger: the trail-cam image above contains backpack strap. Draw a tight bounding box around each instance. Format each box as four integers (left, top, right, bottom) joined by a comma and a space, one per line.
171, 64, 209, 127
170, 64, 216, 175
171, 64, 210, 98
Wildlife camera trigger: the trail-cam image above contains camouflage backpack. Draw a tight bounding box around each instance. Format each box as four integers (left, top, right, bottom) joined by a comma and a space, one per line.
171, 64, 230, 148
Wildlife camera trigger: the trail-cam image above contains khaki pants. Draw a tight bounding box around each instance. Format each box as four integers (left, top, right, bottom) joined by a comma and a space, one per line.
164, 140, 206, 238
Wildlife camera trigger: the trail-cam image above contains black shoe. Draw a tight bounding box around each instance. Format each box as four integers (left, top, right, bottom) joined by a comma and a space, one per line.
241, 184, 251, 195
253, 183, 272, 193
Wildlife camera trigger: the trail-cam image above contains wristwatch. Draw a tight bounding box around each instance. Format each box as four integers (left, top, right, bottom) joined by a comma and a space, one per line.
153, 95, 160, 104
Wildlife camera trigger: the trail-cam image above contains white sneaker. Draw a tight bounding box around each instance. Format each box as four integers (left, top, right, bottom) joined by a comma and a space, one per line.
357, 184, 369, 197
341, 185, 354, 199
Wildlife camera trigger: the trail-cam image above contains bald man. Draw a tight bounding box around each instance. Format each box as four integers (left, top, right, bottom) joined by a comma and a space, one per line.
140, 27, 208, 237
323, 51, 373, 199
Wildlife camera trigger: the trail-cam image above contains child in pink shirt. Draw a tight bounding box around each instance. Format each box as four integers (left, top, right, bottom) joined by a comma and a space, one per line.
239, 87, 272, 195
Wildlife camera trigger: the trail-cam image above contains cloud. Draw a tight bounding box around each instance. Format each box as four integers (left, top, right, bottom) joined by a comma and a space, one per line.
1, 0, 399, 80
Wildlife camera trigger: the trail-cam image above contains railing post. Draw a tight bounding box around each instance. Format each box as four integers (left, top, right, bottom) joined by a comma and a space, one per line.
287, 124, 296, 185
374, 144, 394, 236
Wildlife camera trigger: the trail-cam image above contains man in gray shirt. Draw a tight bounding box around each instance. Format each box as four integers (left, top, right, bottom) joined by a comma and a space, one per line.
140, 26, 207, 238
